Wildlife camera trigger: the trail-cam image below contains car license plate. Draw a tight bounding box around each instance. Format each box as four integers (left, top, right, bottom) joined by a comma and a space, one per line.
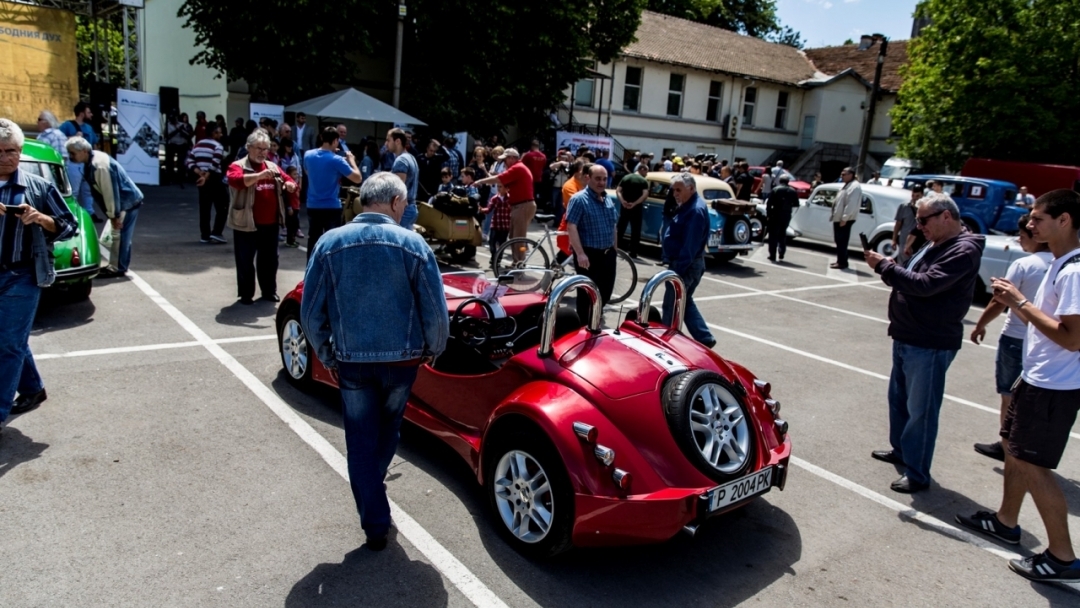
705, 468, 773, 512
707, 232, 722, 248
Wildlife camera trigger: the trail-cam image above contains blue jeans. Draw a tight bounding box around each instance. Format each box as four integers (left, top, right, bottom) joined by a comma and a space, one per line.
0, 269, 44, 423
662, 257, 715, 345
106, 206, 140, 272
338, 361, 420, 537
66, 163, 95, 215
399, 202, 418, 229
887, 340, 957, 486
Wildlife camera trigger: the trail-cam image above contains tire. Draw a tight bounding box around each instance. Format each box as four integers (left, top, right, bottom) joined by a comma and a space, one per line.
869, 233, 895, 257
67, 280, 92, 301
493, 238, 549, 277
663, 370, 756, 484
278, 308, 313, 387
749, 216, 765, 242
725, 217, 753, 246
448, 243, 476, 264
485, 429, 575, 558
610, 249, 638, 304
962, 217, 982, 235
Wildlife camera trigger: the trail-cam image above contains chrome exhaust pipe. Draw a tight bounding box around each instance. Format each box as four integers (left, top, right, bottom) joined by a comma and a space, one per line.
682, 524, 699, 537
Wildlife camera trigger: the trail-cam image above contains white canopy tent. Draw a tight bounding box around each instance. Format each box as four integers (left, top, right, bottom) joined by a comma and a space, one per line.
285, 88, 426, 126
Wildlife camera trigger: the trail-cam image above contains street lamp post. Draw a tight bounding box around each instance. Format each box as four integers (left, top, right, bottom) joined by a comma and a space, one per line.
856, 33, 888, 181
393, 0, 406, 108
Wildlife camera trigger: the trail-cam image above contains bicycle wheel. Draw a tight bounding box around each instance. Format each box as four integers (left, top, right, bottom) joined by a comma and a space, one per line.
492, 238, 550, 277
610, 249, 638, 304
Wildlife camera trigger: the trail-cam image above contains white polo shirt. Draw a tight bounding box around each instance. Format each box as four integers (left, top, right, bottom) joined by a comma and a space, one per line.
1022, 247, 1080, 390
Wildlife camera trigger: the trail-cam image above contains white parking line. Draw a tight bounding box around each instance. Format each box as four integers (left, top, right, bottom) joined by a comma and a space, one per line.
705, 321, 1080, 441
35, 335, 277, 360
120, 270, 509, 608
733, 256, 894, 292
694, 282, 867, 302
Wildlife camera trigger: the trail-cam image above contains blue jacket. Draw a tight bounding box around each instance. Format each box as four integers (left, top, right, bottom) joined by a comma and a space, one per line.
87, 150, 143, 218
663, 193, 710, 275
301, 212, 449, 365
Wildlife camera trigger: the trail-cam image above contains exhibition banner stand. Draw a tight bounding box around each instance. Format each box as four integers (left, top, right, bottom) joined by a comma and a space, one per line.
115, 88, 161, 186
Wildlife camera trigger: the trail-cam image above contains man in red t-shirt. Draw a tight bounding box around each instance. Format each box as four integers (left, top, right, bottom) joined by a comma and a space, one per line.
521, 139, 547, 204
226, 129, 297, 304
475, 147, 535, 258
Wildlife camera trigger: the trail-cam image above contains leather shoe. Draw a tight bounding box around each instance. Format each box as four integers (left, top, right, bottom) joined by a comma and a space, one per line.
261, 293, 280, 303
365, 535, 388, 551
871, 449, 904, 465
974, 441, 1006, 462
829, 262, 848, 270
11, 388, 46, 415
890, 474, 929, 493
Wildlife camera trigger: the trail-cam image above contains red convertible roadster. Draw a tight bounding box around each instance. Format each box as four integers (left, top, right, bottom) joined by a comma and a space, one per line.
277, 269, 791, 556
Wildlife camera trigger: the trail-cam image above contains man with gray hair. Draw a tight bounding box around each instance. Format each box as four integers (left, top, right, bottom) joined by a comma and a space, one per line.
864, 192, 984, 493
302, 171, 448, 552
831, 167, 863, 269
662, 172, 716, 347
0, 118, 77, 435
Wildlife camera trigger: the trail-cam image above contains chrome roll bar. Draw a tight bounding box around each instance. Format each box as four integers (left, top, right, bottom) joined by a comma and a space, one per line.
538, 275, 603, 357
637, 270, 685, 330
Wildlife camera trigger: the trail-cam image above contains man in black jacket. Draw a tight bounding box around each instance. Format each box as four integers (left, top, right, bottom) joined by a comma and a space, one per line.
765, 175, 799, 262
863, 192, 984, 493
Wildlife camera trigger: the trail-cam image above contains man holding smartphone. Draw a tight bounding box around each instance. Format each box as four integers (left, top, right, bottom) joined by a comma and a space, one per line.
0, 118, 77, 437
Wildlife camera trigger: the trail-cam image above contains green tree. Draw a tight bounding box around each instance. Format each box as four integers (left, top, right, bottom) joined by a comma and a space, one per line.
647, 0, 803, 47
75, 16, 130, 96
892, 0, 1080, 168
178, 0, 645, 134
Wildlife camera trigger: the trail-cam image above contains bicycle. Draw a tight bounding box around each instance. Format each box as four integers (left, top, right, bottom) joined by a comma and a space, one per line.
491, 214, 638, 304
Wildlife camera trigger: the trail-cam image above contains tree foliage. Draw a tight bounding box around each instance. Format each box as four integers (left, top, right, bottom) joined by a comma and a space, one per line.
647, 0, 803, 48
892, 0, 1080, 168
75, 16, 131, 95
178, 0, 646, 135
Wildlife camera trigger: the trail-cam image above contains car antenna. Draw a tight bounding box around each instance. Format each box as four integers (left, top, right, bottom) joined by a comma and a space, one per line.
613, 303, 624, 335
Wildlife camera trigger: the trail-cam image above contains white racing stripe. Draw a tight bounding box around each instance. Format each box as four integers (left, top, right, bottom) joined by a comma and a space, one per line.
35, 335, 276, 360
121, 270, 509, 608
705, 321, 1080, 441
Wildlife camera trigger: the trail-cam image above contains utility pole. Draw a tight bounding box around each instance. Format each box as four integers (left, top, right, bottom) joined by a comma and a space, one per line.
393, 0, 406, 108
856, 34, 888, 181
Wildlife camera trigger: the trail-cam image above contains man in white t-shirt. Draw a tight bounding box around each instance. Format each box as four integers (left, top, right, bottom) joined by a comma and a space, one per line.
969, 214, 1053, 460
956, 189, 1080, 583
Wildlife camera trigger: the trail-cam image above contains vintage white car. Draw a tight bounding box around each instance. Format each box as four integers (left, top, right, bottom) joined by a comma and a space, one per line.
977, 234, 1029, 296
783, 184, 913, 254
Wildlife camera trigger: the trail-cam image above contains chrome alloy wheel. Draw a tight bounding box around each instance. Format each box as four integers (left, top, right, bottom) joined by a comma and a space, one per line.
281, 319, 308, 380
688, 383, 751, 474
492, 450, 554, 543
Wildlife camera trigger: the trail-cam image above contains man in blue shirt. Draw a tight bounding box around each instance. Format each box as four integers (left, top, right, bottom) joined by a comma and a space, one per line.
59, 102, 98, 219
386, 128, 419, 229
662, 172, 716, 348
595, 149, 616, 188
304, 127, 362, 259
566, 164, 620, 321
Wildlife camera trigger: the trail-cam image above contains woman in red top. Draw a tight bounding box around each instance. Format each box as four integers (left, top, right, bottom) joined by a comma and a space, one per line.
475, 147, 534, 259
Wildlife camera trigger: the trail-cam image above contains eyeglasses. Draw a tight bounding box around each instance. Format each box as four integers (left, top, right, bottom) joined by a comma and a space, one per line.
916, 209, 946, 226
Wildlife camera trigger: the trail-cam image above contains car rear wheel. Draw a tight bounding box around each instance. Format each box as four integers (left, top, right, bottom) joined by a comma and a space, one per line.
278, 309, 312, 387
749, 216, 765, 242
869, 233, 895, 257
67, 280, 92, 301
485, 430, 574, 557
664, 370, 755, 483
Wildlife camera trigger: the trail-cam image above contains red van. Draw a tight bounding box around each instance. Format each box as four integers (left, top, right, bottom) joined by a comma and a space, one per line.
961, 158, 1080, 197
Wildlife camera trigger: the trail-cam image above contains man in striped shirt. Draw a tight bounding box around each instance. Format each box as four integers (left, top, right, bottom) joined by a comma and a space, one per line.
0, 118, 77, 436
187, 125, 228, 244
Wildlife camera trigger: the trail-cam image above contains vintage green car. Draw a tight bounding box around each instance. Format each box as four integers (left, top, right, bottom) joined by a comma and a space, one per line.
21, 139, 100, 300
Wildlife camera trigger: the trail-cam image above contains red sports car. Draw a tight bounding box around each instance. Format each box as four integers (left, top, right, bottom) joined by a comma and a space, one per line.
277, 269, 791, 556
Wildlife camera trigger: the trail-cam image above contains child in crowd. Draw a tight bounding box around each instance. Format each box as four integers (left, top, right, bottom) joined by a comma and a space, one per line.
459, 167, 479, 201
436, 167, 454, 197
481, 182, 511, 256
283, 165, 302, 247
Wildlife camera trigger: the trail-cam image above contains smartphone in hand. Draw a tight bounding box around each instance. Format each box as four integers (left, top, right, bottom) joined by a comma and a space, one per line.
859, 232, 870, 250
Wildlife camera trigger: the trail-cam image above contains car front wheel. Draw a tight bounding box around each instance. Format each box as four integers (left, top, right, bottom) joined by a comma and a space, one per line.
278, 309, 312, 387
485, 430, 574, 557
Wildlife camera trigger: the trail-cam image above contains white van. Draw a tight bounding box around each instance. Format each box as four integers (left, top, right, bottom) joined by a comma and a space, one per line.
787, 183, 914, 254
880, 157, 922, 188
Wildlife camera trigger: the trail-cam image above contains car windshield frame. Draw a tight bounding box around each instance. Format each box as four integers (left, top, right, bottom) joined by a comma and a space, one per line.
18, 159, 73, 197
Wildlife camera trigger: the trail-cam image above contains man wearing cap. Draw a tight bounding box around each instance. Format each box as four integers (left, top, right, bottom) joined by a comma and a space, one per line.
475, 148, 535, 255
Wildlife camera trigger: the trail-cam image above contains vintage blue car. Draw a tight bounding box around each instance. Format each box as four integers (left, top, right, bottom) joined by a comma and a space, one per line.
614, 172, 756, 263
903, 175, 1026, 235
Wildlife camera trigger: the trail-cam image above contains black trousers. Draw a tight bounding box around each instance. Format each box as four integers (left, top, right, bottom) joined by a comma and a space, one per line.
164, 144, 189, 185
767, 215, 791, 259
616, 203, 643, 255
573, 246, 616, 322
307, 208, 342, 260
234, 224, 279, 300
285, 208, 300, 244
833, 221, 853, 267
198, 176, 227, 239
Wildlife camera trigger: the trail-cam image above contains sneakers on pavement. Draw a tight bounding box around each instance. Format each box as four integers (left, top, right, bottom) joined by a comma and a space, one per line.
955, 510, 1021, 544
1009, 551, 1080, 582
199, 238, 211, 244
283, 242, 300, 248
209, 235, 227, 244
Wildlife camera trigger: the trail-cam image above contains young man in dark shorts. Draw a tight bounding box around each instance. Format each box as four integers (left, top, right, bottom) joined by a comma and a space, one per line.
956, 189, 1080, 582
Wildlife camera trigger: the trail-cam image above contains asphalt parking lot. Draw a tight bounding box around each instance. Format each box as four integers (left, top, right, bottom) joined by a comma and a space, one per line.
2, 186, 1079, 607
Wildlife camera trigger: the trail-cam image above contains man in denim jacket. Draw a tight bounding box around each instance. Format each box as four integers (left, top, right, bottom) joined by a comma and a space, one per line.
302, 172, 448, 551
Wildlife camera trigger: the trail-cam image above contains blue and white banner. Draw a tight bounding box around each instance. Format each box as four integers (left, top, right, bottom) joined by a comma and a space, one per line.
115, 88, 160, 186
250, 103, 285, 125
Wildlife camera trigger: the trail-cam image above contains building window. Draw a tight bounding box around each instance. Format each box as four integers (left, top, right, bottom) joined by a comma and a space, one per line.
742, 87, 756, 125
775, 91, 789, 129
623, 66, 642, 112
667, 73, 684, 117
574, 78, 595, 107
706, 80, 723, 122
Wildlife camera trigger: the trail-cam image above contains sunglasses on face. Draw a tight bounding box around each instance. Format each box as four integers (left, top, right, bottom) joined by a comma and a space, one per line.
916, 209, 945, 226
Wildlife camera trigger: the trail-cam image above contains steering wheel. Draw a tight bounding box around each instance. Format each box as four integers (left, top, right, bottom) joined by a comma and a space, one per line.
450, 298, 496, 348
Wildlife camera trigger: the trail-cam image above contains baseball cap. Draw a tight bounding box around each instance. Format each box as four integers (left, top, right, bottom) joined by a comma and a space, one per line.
498, 147, 520, 160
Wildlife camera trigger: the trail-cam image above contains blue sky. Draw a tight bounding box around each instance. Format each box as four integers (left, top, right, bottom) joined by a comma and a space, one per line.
775, 0, 922, 48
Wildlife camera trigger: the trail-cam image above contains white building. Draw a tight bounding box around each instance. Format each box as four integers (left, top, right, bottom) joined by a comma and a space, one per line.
561, 12, 907, 180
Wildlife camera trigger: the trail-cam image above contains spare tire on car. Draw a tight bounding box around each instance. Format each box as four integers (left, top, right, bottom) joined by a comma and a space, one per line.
663, 370, 755, 483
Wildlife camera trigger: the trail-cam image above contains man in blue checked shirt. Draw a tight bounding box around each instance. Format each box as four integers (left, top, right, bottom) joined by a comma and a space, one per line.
0, 119, 77, 438
662, 172, 716, 348
565, 163, 620, 321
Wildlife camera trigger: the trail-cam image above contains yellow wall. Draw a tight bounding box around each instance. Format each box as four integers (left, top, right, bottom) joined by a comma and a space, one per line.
0, 1, 79, 130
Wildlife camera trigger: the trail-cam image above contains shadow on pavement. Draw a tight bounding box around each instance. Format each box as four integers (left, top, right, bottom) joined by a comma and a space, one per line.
0, 426, 49, 481
33, 295, 96, 334
990, 465, 1080, 520
215, 300, 275, 330
284, 536, 449, 607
